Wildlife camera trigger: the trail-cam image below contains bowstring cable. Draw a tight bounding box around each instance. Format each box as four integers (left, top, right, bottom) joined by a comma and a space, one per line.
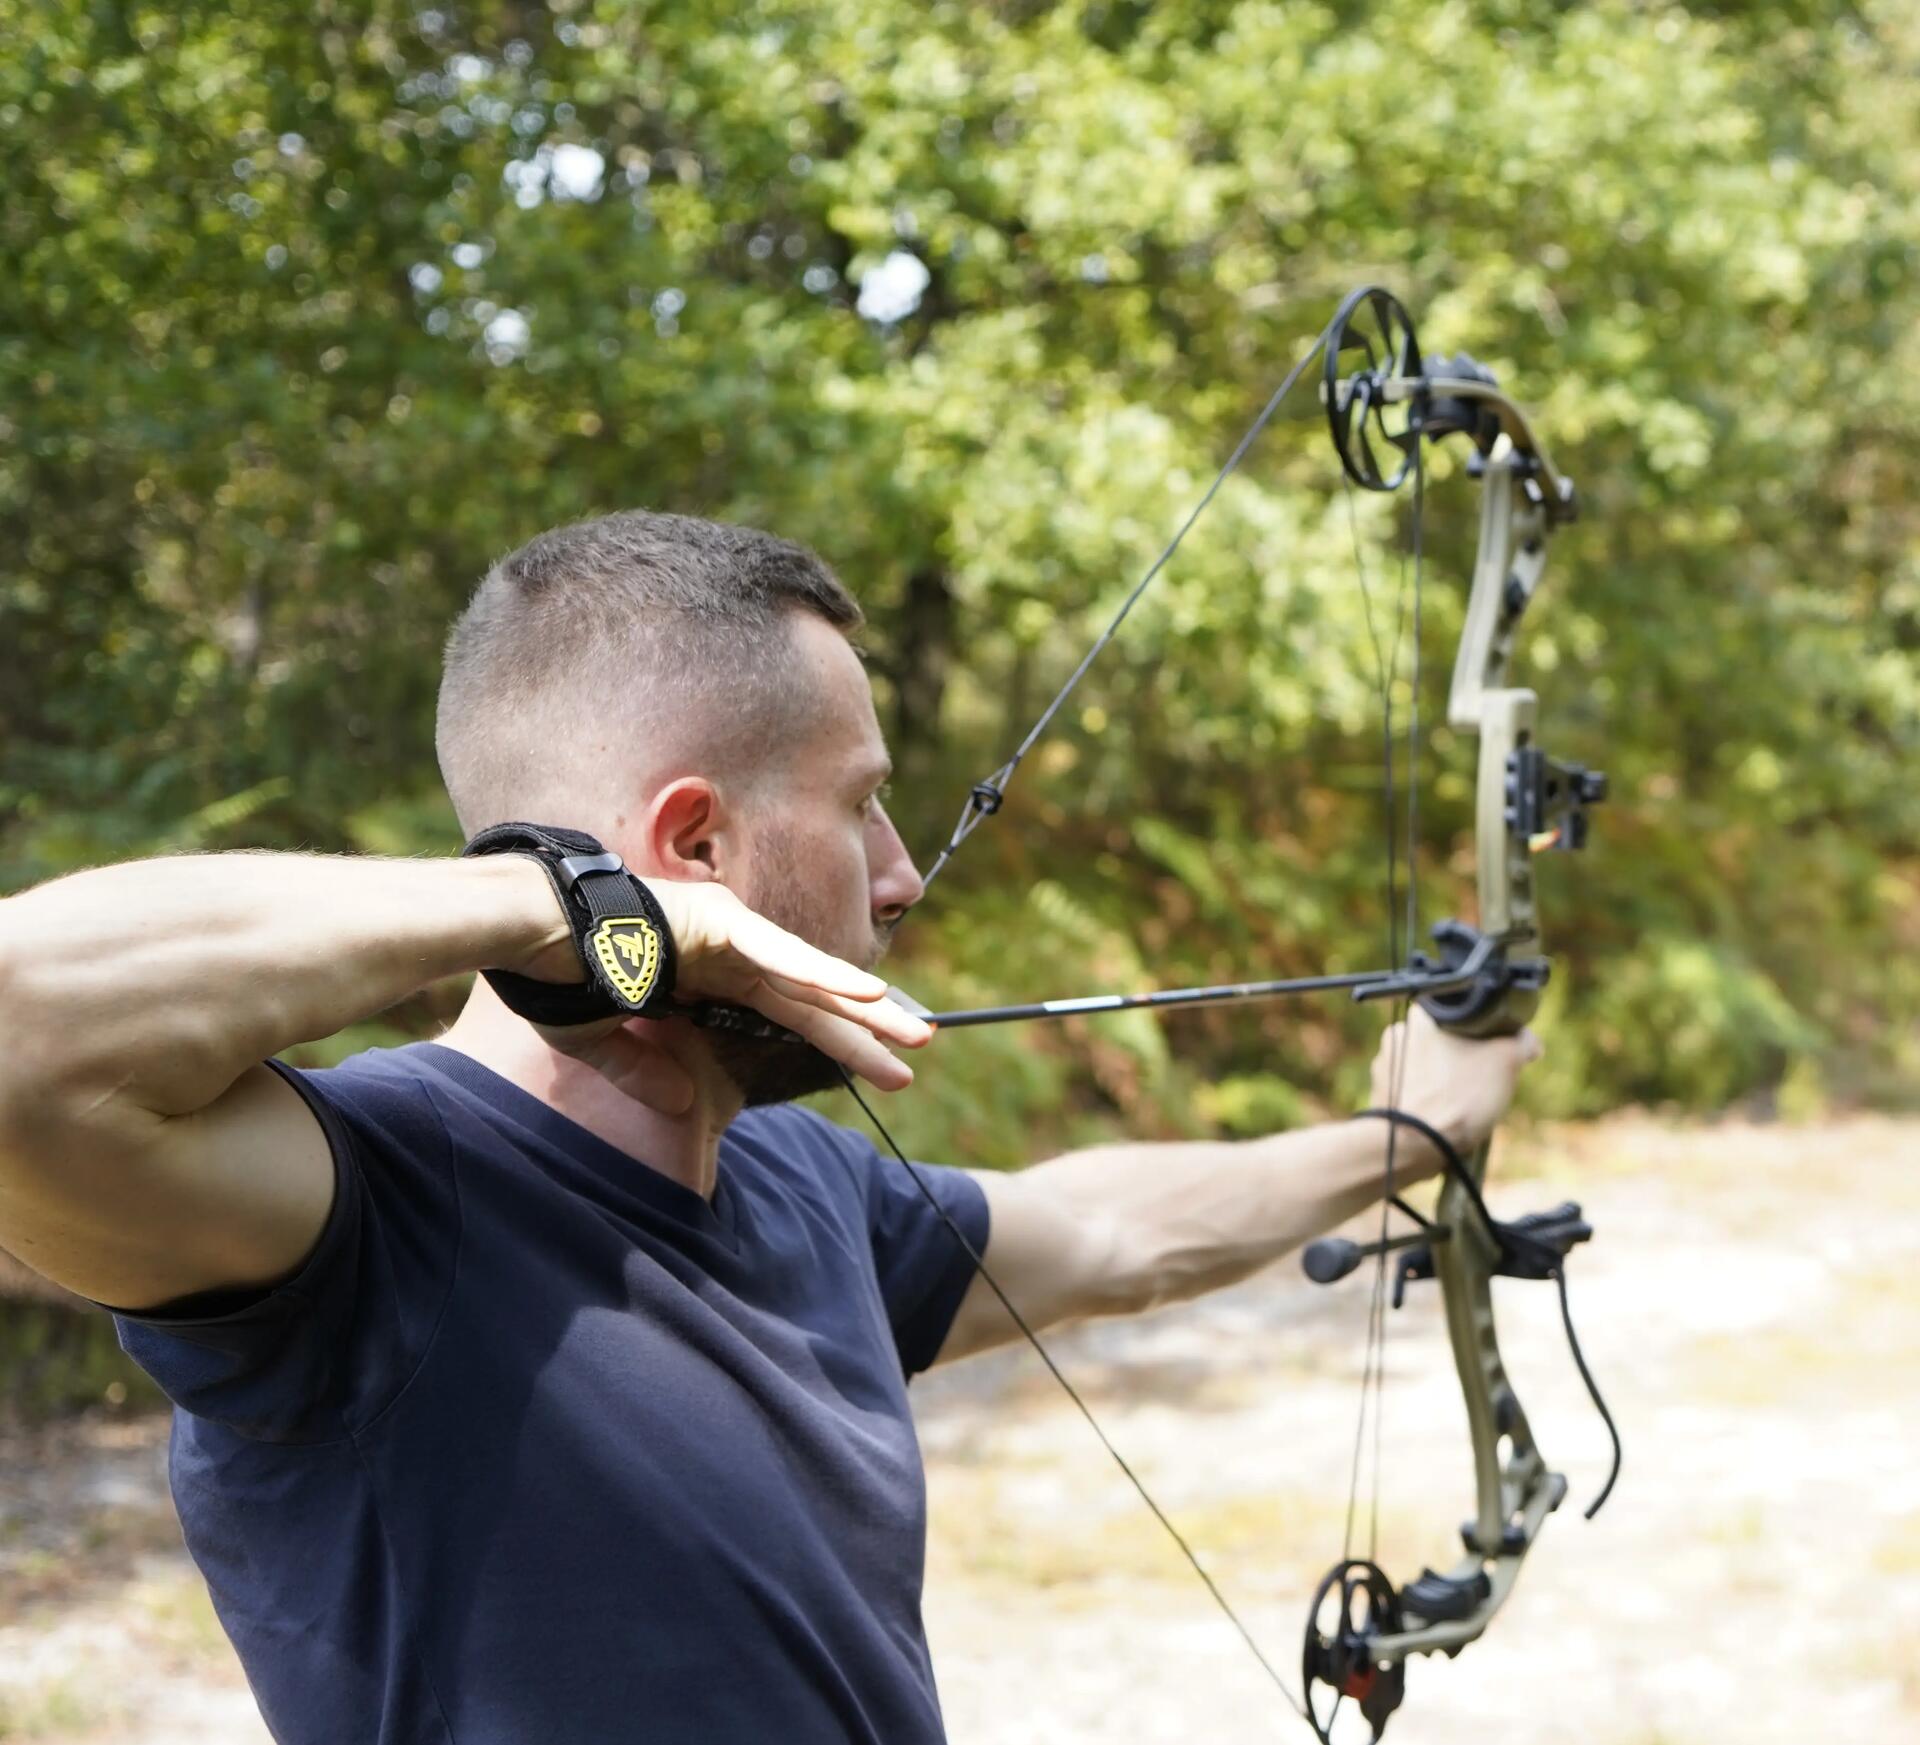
1337, 419, 1428, 1568
856, 314, 1443, 1729
920, 319, 1340, 895
841, 319, 1372, 1729
1376, 446, 1427, 1560
839, 1070, 1310, 1723
1337, 469, 1390, 1565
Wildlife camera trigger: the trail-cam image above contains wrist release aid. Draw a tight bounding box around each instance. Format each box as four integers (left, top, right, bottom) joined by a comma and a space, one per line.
460, 822, 679, 1026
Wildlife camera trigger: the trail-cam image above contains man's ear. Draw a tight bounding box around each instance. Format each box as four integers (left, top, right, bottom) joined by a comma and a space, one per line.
640, 777, 728, 881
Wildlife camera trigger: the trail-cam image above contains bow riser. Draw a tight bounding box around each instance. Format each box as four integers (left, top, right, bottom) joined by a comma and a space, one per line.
1475, 687, 1543, 993
1349, 440, 1579, 1680
1456, 448, 1547, 968
1385, 447, 1565, 1661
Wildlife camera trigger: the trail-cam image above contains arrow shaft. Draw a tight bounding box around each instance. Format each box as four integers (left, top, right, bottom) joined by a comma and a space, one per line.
927, 968, 1395, 1029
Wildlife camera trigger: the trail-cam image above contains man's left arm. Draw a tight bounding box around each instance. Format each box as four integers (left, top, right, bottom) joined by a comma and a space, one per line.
930, 1011, 1536, 1366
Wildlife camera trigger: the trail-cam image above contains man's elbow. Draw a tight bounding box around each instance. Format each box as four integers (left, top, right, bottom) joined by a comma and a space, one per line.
1045, 1202, 1199, 1323
982, 1173, 1150, 1330
1102, 1214, 1277, 1317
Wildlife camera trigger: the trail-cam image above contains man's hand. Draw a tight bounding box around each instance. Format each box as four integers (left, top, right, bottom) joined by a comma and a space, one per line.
512, 873, 931, 1100
1368, 1006, 1542, 1166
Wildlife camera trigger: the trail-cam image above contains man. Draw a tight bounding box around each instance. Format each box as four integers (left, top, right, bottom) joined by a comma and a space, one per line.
0, 511, 1535, 1744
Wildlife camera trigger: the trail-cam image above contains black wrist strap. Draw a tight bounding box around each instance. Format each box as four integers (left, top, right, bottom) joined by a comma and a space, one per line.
1351, 1106, 1467, 1179
460, 822, 679, 1026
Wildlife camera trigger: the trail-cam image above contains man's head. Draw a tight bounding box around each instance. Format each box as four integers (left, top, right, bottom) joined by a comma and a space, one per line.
436, 510, 923, 1102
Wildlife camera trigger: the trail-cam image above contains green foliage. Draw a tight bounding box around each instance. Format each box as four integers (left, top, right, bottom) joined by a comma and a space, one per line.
2, 1, 1916, 1163
0, 1302, 161, 1423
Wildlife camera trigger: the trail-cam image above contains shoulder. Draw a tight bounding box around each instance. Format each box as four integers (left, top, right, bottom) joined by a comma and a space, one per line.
268, 1042, 453, 1165
273, 1039, 446, 1108
727, 1103, 985, 1250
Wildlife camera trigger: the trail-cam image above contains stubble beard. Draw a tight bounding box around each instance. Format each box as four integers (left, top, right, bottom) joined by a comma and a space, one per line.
705, 839, 899, 1108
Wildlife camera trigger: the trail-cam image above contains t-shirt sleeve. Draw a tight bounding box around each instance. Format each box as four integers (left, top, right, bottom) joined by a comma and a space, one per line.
104, 1054, 459, 1443
800, 1110, 988, 1379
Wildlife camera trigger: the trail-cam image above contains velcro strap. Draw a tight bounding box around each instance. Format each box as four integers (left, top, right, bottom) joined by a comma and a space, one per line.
460, 822, 679, 1026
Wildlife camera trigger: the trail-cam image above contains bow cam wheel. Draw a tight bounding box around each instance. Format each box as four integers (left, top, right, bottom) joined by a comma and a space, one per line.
1302, 1558, 1408, 1742
1324, 286, 1424, 493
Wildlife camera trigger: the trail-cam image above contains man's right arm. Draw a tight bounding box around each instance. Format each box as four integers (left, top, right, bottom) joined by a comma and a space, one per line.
0, 852, 566, 1310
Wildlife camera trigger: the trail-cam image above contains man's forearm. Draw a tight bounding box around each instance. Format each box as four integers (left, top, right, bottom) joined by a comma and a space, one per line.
1024, 1119, 1441, 1319
0, 851, 561, 1122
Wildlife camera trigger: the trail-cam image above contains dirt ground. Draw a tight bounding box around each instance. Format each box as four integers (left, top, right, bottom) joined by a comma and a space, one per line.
3, 1113, 1917, 1743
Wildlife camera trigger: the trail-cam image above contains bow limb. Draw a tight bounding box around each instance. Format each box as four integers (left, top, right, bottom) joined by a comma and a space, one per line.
1363, 1137, 1567, 1662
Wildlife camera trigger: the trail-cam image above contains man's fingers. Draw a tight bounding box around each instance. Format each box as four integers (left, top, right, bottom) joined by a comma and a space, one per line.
667, 892, 890, 1003
748, 986, 916, 1093
1517, 1027, 1544, 1065
758, 971, 932, 1049
728, 911, 890, 999
634, 880, 930, 1072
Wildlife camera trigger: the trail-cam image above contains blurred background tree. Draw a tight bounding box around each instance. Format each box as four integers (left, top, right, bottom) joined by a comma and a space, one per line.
2, 0, 1915, 1215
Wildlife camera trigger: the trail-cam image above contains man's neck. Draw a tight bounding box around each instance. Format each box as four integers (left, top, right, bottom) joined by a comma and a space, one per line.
435, 985, 741, 1199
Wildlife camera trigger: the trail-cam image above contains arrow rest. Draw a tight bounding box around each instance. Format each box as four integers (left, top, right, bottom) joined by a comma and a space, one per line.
1407, 916, 1550, 1036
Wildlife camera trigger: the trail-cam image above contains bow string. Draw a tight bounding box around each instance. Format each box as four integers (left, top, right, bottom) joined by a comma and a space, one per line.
842, 285, 1619, 1741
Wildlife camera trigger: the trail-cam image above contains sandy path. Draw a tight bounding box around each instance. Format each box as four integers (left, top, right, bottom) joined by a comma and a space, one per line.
3, 1115, 1915, 1742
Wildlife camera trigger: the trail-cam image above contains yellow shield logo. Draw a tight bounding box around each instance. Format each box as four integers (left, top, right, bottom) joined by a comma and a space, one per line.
588, 915, 664, 1010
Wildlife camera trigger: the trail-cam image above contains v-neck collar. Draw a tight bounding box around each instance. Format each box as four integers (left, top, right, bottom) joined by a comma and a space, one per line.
408, 1042, 740, 1246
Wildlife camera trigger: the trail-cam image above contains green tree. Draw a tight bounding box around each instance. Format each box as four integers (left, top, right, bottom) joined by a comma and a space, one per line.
2, 0, 1914, 1169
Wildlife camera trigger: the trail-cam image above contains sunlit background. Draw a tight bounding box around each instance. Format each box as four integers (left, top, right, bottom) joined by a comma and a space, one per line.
2, 1, 1915, 1739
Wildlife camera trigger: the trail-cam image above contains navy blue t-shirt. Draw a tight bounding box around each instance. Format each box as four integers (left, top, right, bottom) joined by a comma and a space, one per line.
107, 1041, 988, 1745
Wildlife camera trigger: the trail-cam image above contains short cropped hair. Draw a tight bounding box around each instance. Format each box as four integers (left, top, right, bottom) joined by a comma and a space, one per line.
435, 510, 863, 836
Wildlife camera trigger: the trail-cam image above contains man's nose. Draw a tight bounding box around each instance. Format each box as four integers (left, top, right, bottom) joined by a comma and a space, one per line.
869, 805, 925, 922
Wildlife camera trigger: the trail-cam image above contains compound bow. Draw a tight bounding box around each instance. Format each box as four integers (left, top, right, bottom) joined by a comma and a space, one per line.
1290, 287, 1620, 1740
773, 285, 1620, 1739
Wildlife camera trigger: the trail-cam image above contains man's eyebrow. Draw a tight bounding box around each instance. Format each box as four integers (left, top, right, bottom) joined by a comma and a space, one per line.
853, 756, 894, 790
